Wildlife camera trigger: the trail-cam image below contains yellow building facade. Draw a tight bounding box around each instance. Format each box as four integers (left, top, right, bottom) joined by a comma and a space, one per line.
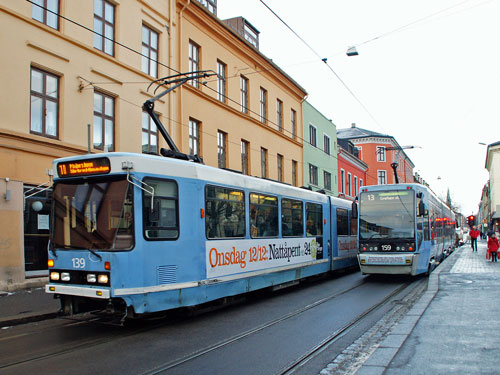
0, 0, 306, 290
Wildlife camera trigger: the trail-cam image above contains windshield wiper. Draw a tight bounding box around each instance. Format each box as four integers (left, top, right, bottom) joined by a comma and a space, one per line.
87, 247, 102, 260
48, 239, 57, 258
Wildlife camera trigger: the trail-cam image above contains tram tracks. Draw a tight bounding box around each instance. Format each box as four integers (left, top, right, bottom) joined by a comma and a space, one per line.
0, 276, 421, 375
139, 279, 369, 375
277, 277, 427, 375
0, 278, 366, 373
0, 316, 167, 371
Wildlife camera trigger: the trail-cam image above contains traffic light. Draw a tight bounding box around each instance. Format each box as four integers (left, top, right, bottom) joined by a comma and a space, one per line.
467, 215, 476, 226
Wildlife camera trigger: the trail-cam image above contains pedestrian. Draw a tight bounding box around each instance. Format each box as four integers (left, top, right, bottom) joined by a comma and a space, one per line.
470, 226, 480, 252
488, 232, 499, 263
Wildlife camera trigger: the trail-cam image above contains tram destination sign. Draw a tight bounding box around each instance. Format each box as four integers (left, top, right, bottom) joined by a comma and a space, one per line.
362, 190, 411, 202
57, 157, 111, 178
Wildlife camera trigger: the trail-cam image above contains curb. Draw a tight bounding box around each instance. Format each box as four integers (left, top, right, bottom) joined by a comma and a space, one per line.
0, 311, 60, 328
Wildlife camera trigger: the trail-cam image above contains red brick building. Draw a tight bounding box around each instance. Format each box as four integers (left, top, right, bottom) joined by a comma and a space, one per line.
337, 124, 414, 187
337, 138, 367, 200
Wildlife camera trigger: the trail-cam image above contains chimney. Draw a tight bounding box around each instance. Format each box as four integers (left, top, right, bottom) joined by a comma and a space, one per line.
351, 123, 356, 128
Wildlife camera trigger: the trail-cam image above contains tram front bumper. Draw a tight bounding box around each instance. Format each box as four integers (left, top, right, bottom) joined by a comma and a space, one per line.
46, 284, 110, 299
358, 253, 418, 275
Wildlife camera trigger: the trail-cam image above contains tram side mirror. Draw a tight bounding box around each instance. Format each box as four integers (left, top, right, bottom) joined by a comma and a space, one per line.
149, 199, 160, 222
351, 201, 358, 219
418, 201, 426, 217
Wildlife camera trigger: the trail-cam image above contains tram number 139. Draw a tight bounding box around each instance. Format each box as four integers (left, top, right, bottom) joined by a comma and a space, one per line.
72, 258, 86, 268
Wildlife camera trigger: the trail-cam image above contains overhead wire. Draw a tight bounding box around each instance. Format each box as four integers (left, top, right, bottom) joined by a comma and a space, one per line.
351, 0, 486, 50
259, 0, 385, 132
27, 0, 391, 187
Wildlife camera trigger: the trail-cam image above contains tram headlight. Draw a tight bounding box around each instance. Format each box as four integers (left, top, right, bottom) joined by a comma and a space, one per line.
98, 274, 109, 284
50, 272, 60, 281
61, 272, 70, 282
87, 274, 97, 283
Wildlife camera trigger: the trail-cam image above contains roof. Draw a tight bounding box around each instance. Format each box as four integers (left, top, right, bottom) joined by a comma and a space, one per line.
337, 125, 390, 140
485, 141, 500, 169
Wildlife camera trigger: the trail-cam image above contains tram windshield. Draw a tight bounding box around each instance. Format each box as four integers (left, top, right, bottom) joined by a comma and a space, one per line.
53, 177, 134, 251
359, 190, 415, 240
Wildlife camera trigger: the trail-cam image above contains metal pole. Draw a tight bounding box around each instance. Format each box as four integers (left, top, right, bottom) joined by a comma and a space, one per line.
87, 124, 91, 153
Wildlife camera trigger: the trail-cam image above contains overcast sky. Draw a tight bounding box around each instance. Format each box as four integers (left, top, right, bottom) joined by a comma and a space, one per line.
217, 0, 498, 215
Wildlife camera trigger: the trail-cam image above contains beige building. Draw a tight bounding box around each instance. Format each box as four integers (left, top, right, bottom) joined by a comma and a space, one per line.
0, 0, 306, 291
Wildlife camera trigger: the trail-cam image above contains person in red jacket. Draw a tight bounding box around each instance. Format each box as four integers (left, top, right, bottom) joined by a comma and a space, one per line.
487, 233, 499, 262
470, 226, 480, 252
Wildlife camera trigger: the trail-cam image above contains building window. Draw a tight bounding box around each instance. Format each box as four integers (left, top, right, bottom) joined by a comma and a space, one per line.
93, 91, 114, 151
292, 160, 297, 187
241, 140, 249, 175
217, 131, 227, 169
243, 23, 259, 49
240, 75, 249, 113
142, 111, 158, 154
189, 40, 200, 88
309, 164, 318, 186
277, 154, 284, 182
32, 0, 59, 29
324, 134, 331, 155
217, 60, 227, 103
260, 87, 267, 124
261, 147, 268, 178
324, 171, 331, 191
196, 0, 217, 15
276, 99, 283, 132
378, 170, 387, 185
189, 118, 201, 156
94, 0, 115, 56
356, 146, 362, 159
309, 125, 317, 147
360, 179, 363, 188
142, 25, 158, 78
354, 176, 358, 196
340, 169, 345, 193
30, 67, 59, 138
291, 109, 297, 140
376, 146, 386, 162
347, 173, 352, 196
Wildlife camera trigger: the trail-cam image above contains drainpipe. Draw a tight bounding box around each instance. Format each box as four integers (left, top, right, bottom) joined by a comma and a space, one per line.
177, 0, 191, 152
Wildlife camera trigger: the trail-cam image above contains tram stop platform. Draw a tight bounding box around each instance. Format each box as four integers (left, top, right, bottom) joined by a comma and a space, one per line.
348, 238, 500, 375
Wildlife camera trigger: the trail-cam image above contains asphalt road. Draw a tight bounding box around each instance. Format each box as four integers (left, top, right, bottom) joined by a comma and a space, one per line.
0, 271, 424, 375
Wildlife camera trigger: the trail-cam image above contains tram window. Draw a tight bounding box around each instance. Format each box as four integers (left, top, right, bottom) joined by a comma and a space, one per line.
143, 178, 179, 240
205, 186, 245, 239
281, 198, 303, 237
250, 193, 278, 238
306, 203, 322, 237
337, 208, 349, 236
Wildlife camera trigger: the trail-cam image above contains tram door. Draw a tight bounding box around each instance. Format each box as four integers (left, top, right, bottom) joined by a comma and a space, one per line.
23, 187, 51, 277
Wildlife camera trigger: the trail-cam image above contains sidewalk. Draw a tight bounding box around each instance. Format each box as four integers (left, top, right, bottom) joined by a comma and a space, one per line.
0, 286, 60, 328
355, 238, 500, 375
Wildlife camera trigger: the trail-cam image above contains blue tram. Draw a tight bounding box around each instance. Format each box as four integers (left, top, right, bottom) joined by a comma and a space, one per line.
46, 153, 358, 316
356, 183, 456, 276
